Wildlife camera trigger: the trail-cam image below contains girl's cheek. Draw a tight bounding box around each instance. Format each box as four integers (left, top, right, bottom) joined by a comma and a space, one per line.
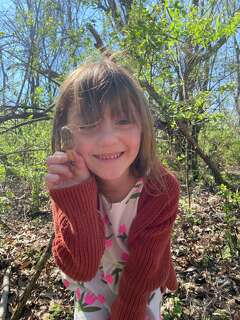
73, 135, 86, 151
74, 141, 91, 162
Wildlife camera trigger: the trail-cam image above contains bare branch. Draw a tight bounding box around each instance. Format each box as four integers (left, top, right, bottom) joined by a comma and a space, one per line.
86, 23, 107, 52
0, 116, 51, 134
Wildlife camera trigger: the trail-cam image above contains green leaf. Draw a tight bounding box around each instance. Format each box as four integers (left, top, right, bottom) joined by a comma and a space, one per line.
81, 306, 102, 312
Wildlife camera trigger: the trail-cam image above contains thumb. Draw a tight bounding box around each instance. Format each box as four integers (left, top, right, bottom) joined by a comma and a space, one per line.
71, 151, 88, 171
71, 151, 90, 180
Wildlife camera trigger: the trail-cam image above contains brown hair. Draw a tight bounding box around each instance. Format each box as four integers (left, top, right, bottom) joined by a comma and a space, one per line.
51, 56, 168, 189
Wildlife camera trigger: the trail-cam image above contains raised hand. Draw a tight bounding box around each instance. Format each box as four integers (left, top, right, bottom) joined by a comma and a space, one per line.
45, 127, 90, 190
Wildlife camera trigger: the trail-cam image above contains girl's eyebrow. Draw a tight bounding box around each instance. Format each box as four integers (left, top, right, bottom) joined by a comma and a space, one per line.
78, 120, 101, 128
112, 112, 128, 119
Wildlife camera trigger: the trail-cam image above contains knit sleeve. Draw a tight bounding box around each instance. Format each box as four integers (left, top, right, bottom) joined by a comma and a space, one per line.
110, 175, 180, 320
50, 177, 105, 281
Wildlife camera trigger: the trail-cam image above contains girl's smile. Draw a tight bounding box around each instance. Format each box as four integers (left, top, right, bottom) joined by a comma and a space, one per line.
94, 152, 124, 160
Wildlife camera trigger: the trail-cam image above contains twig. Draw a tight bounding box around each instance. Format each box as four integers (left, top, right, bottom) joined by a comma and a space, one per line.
0, 148, 48, 159
11, 233, 54, 320
0, 116, 51, 134
0, 266, 11, 320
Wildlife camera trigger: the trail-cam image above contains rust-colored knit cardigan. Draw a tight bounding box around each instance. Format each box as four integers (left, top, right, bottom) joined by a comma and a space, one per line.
50, 168, 180, 320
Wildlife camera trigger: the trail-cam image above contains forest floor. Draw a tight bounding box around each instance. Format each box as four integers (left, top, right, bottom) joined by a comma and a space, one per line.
0, 178, 240, 320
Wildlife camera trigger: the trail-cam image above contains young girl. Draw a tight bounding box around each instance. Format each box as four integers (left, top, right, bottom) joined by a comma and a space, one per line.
45, 57, 180, 320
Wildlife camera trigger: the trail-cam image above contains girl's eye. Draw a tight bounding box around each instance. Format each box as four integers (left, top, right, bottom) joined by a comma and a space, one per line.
116, 119, 131, 125
79, 123, 99, 130
84, 124, 97, 129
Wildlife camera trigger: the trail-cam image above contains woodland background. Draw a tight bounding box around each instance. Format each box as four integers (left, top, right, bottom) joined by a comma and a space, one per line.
0, 0, 240, 319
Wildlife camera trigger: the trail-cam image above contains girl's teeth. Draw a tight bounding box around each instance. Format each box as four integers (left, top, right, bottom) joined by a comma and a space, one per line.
97, 153, 122, 160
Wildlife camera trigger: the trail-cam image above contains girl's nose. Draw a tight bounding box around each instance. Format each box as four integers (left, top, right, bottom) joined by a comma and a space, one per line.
98, 123, 119, 146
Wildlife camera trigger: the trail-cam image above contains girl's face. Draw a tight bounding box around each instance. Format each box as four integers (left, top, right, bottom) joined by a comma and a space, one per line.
67, 107, 141, 184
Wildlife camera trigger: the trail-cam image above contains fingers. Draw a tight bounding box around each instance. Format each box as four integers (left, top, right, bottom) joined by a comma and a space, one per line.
44, 151, 90, 190
46, 173, 59, 183
45, 151, 68, 165
46, 151, 85, 169
45, 174, 73, 190
45, 152, 73, 189
44, 173, 59, 189
44, 173, 59, 190
47, 164, 73, 179
72, 151, 88, 170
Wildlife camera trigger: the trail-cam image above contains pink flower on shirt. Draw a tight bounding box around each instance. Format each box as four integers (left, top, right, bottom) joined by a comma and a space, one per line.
103, 213, 111, 225
118, 224, 128, 242
63, 279, 70, 288
75, 288, 81, 301
118, 224, 127, 234
121, 252, 129, 261
103, 273, 113, 284
84, 292, 97, 305
105, 239, 113, 248
97, 295, 105, 304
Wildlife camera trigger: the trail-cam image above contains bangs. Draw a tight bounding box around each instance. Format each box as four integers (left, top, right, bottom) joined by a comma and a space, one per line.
72, 65, 139, 125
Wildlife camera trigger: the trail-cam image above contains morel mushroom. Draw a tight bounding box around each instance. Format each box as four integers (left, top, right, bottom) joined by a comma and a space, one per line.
60, 126, 75, 163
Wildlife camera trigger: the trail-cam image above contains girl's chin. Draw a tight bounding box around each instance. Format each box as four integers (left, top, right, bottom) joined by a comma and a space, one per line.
95, 173, 125, 182
92, 169, 130, 183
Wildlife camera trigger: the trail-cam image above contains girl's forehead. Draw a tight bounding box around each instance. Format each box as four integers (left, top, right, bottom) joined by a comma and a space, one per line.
102, 106, 124, 118
68, 103, 138, 123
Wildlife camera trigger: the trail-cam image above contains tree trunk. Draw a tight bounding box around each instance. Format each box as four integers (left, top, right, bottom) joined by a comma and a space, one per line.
177, 121, 232, 189
191, 124, 201, 181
